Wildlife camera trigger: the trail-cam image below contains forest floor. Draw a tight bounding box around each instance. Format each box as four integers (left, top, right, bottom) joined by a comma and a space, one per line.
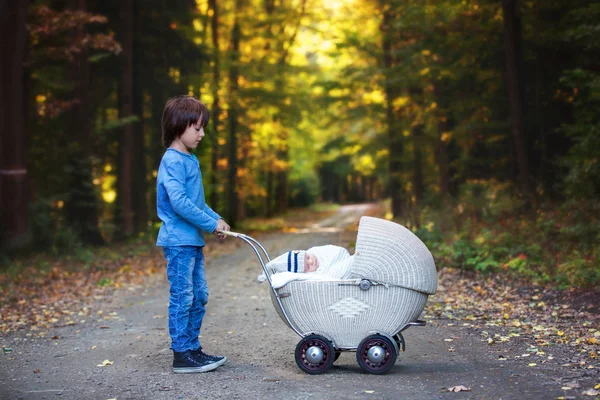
0, 203, 598, 399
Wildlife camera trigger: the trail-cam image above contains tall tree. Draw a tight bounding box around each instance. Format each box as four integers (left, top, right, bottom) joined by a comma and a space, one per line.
132, 0, 147, 233
379, 2, 404, 218
226, 0, 241, 226
0, 0, 31, 248
502, 0, 530, 199
208, 0, 221, 210
117, 0, 135, 237
63, 0, 104, 245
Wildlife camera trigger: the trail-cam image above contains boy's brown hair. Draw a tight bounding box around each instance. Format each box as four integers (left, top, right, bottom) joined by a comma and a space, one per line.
161, 95, 210, 147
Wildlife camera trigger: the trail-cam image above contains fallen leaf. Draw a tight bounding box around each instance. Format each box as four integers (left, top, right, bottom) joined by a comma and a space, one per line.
97, 359, 113, 367
364, 390, 375, 394
447, 385, 471, 392
528, 363, 537, 367
582, 389, 599, 396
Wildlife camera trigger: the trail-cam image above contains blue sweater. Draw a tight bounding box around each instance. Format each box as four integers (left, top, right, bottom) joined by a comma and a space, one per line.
156, 148, 221, 247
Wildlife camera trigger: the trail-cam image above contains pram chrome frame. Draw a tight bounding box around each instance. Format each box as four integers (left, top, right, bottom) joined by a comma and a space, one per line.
217, 230, 305, 337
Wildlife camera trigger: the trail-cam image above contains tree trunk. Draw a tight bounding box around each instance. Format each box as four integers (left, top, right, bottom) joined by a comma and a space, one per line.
266, 168, 273, 217
380, 4, 403, 218
117, 0, 135, 237
434, 83, 451, 198
412, 123, 424, 204
502, 0, 531, 199
226, 10, 240, 226
63, 0, 104, 245
132, 0, 147, 233
148, 85, 165, 222
0, 0, 31, 249
209, 0, 221, 210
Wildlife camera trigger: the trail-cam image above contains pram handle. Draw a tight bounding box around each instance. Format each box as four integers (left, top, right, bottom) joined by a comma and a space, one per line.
215, 229, 241, 237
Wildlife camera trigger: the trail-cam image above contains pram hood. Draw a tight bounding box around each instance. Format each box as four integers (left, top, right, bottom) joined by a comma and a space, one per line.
349, 216, 438, 295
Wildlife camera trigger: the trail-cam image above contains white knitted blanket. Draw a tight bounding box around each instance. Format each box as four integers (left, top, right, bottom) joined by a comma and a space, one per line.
308, 245, 354, 279
258, 245, 355, 286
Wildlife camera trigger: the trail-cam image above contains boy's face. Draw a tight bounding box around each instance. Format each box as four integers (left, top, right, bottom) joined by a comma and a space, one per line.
179, 116, 205, 151
304, 252, 319, 272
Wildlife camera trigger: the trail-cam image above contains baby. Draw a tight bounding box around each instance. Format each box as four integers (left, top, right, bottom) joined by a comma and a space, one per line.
258, 245, 354, 282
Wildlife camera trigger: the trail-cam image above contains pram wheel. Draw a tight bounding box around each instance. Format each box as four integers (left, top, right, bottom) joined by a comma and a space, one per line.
356, 334, 397, 374
295, 334, 335, 374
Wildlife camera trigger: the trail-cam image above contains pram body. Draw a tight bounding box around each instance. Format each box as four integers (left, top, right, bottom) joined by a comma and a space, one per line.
223, 216, 437, 374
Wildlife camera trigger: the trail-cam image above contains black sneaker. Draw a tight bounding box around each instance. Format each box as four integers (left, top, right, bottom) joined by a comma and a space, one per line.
191, 348, 227, 367
172, 350, 221, 374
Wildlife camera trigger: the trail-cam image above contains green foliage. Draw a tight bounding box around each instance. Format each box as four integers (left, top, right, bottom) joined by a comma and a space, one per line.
289, 171, 321, 208
414, 180, 599, 288
97, 277, 113, 287
30, 197, 83, 254
560, 69, 600, 199
556, 250, 600, 288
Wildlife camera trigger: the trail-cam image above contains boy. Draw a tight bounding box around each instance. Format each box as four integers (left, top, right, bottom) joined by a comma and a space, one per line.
156, 95, 230, 373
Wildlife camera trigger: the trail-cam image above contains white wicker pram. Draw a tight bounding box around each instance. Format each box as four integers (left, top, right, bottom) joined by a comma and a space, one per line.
221, 216, 437, 374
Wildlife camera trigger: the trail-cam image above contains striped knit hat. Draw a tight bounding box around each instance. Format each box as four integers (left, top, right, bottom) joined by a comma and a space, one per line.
266, 250, 306, 274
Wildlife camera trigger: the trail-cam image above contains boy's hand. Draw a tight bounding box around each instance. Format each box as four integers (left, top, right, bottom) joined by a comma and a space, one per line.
215, 219, 230, 240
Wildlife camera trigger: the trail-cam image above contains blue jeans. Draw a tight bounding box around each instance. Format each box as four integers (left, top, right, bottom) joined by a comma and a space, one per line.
163, 246, 208, 353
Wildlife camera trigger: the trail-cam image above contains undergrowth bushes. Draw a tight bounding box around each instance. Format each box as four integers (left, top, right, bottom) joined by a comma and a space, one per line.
414, 181, 599, 288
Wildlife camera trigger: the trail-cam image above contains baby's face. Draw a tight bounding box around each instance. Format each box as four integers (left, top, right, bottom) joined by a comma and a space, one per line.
304, 252, 319, 272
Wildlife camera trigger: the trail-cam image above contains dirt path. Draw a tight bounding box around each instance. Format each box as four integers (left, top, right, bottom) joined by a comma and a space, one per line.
0, 205, 594, 399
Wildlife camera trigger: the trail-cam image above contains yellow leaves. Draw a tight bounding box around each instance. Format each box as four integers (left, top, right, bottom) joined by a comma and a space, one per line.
440, 131, 453, 143
362, 90, 385, 105
355, 155, 376, 176
588, 337, 598, 345
557, 331, 565, 336
118, 265, 132, 274
97, 359, 113, 367
419, 67, 430, 76
392, 96, 410, 109
192, 19, 202, 31
528, 363, 537, 367
328, 88, 349, 98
